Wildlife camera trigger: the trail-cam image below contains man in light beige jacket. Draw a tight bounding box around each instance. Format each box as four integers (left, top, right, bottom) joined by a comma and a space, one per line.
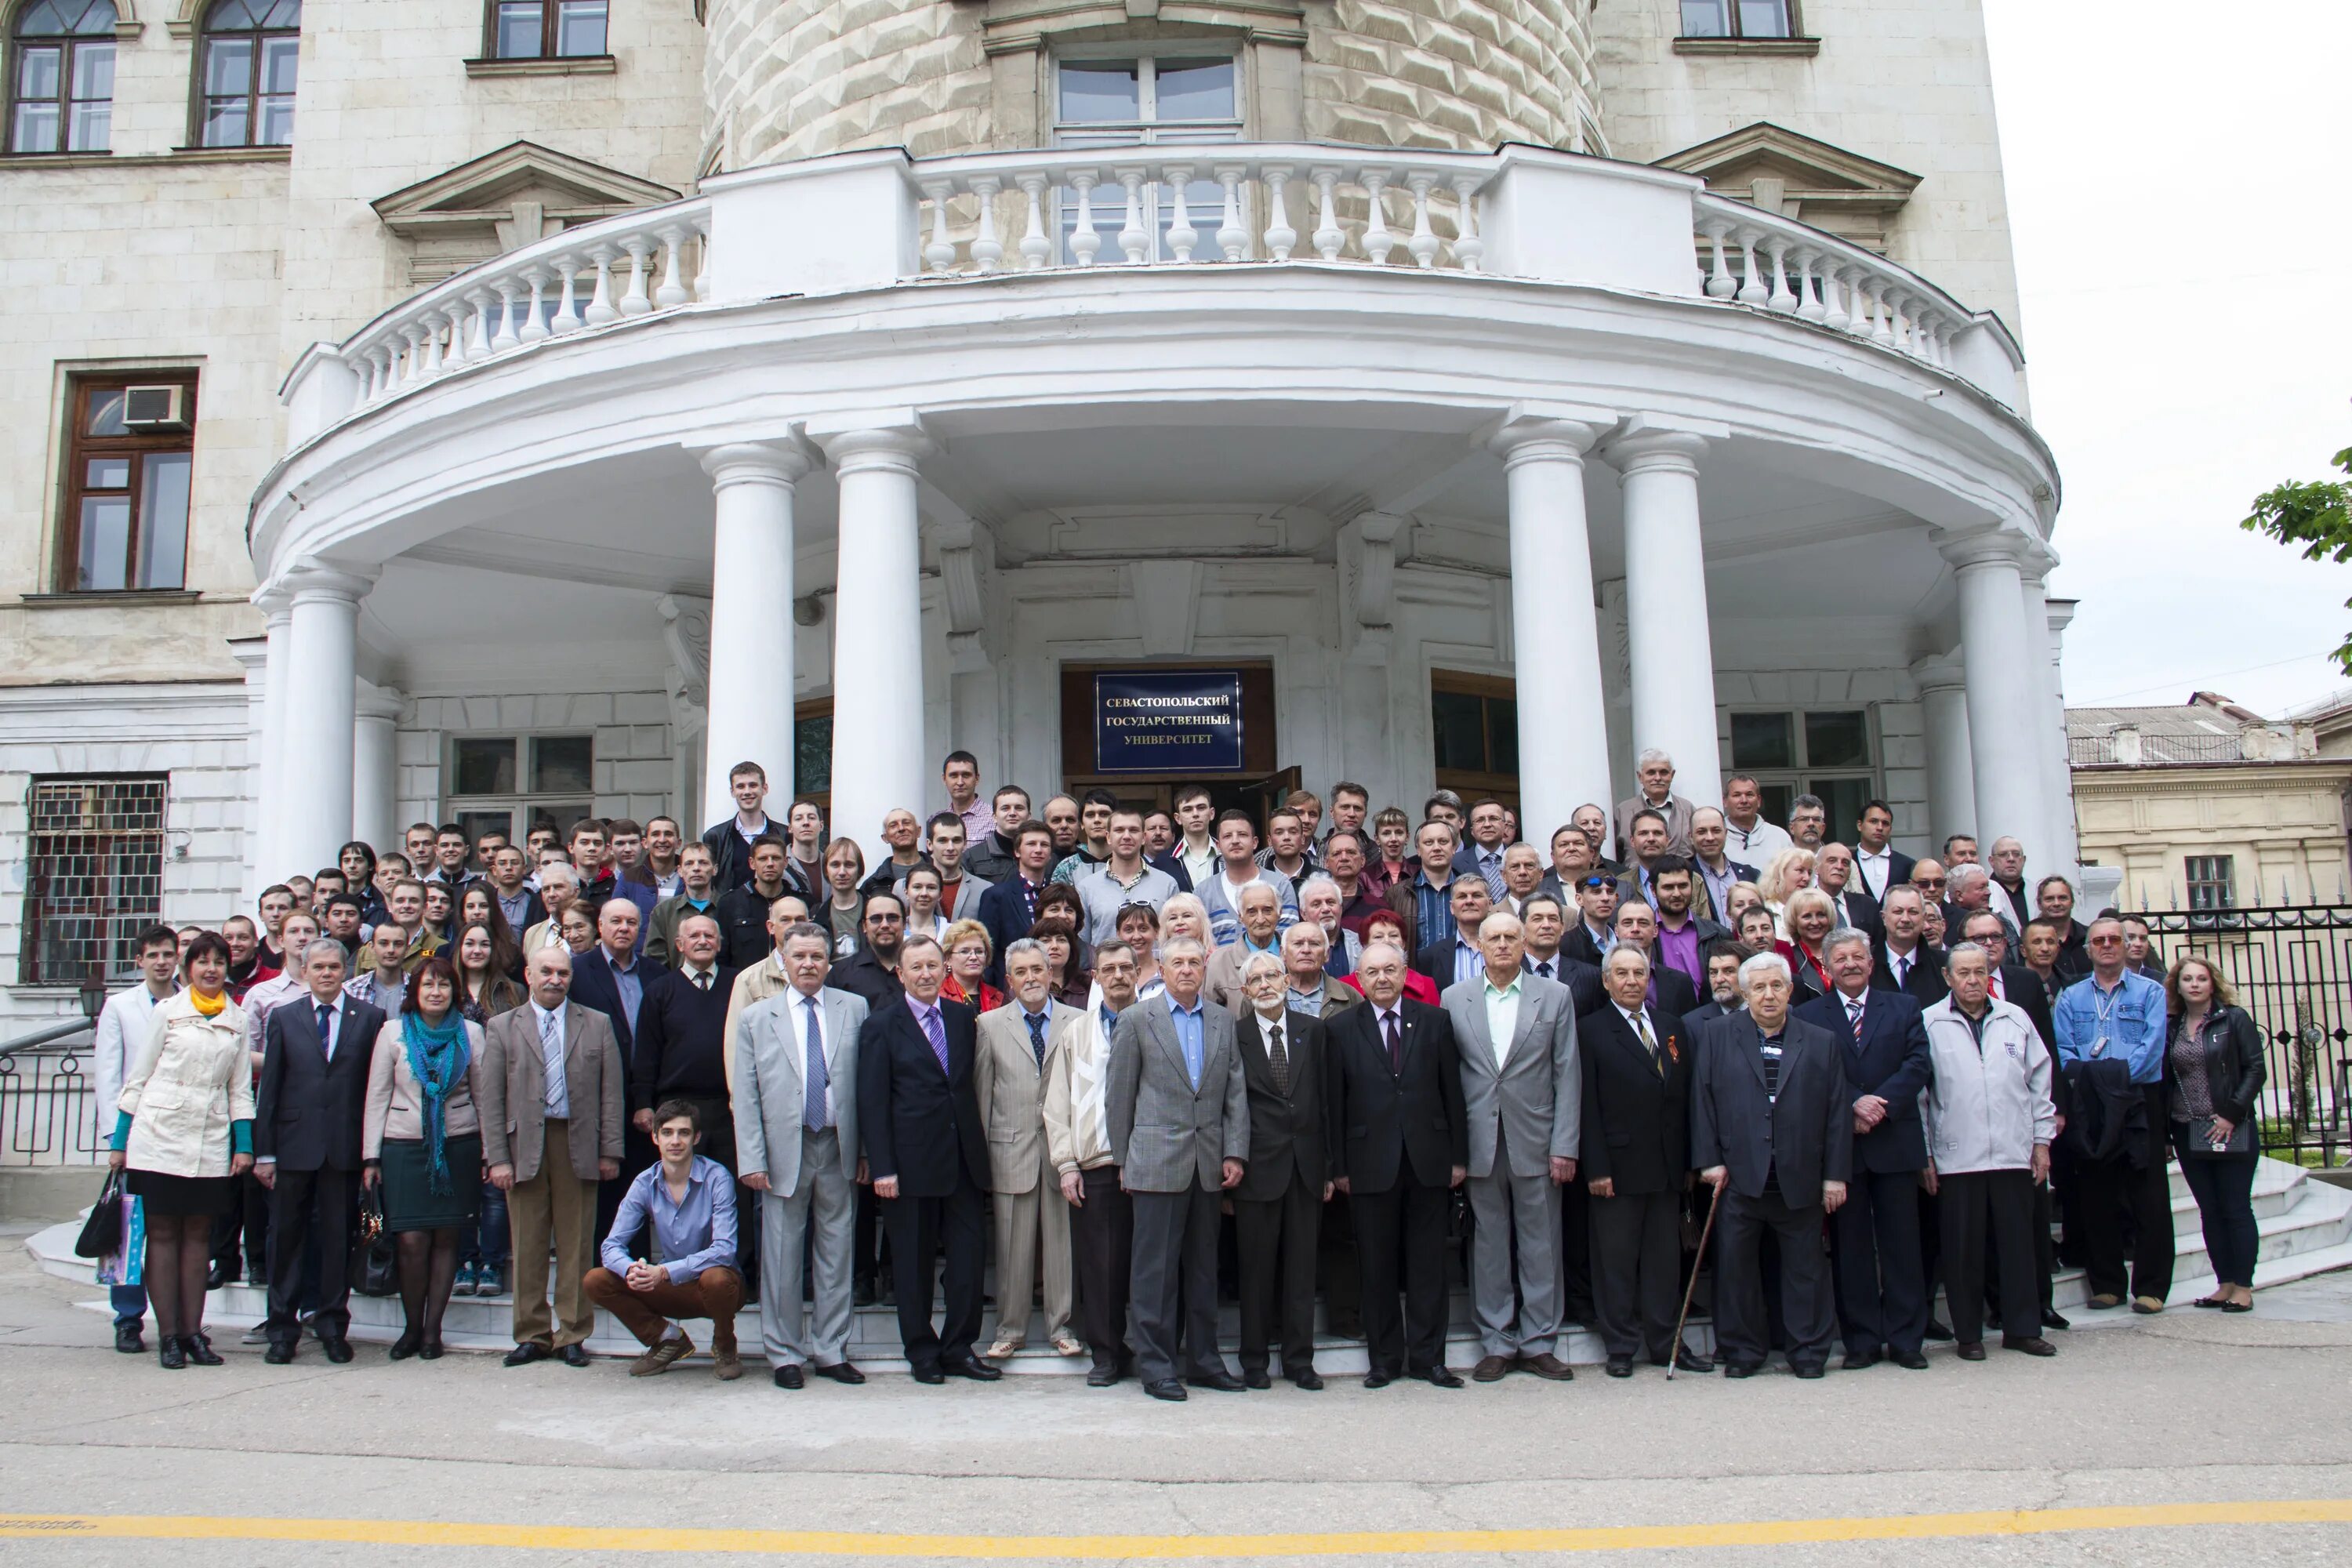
974, 938, 1087, 1359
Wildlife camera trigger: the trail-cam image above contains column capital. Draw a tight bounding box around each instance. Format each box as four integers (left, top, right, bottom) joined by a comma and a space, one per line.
809, 411, 937, 474
1602, 414, 1726, 476
1910, 649, 1966, 695
1930, 525, 2036, 574
283, 562, 378, 607
1488, 416, 1603, 467
698, 439, 816, 489
355, 679, 405, 723
250, 584, 293, 621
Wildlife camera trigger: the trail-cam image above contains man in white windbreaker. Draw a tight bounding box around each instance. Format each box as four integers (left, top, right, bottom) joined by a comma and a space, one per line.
1920, 941, 2058, 1364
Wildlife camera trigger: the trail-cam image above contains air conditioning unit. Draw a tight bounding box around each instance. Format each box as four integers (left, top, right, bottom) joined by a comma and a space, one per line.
122, 385, 189, 429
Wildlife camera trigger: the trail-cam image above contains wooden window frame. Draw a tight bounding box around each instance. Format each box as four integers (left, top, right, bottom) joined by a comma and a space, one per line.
484, 0, 608, 61
443, 731, 597, 846
1676, 0, 1800, 41
55, 371, 198, 594
1723, 706, 1878, 826
1430, 669, 1520, 814
2185, 854, 2236, 913
191, 0, 298, 150
6, 0, 118, 155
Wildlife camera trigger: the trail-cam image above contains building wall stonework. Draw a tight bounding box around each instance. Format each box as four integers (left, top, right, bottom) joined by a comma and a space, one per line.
706, 0, 993, 166
1302, 0, 1599, 152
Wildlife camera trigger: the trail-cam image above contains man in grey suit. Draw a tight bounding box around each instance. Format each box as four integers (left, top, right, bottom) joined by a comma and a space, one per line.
1106, 935, 1249, 1402
1691, 950, 1853, 1378
975, 939, 1086, 1360
1441, 909, 1581, 1382
480, 946, 626, 1367
735, 921, 869, 1390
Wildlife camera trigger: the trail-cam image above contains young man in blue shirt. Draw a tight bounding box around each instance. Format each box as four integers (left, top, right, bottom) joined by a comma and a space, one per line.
584, 1100, 744, 1378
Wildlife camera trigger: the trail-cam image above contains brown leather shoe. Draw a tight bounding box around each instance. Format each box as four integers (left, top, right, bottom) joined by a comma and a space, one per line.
712, 1345, 743, 1381
1470, 1354, 1515, 1382
1522, 1352, 1575, 1381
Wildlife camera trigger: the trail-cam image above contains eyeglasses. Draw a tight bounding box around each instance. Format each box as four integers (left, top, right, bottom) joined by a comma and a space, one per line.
1914, 877, 1946, 890
866, 913, 904, 925
2088, 935, 2123, 947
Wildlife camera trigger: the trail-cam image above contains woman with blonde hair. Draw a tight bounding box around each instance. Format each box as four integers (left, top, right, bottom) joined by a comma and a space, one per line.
2165, 955, 2266, 1312
1777, 887, 1838, 1001
1156, 891, 1210, 953
941, 917, 1004, 1013
1722, 880, 1766, 927
1757, 848, 1817, 936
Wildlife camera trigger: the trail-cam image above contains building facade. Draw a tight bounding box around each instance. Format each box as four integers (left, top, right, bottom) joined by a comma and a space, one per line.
0, 0, 2071, 1026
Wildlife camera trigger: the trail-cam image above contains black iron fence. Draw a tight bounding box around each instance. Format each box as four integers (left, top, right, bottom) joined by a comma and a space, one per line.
0, 1021, 100, 1170
2143, 904, 2352, 1165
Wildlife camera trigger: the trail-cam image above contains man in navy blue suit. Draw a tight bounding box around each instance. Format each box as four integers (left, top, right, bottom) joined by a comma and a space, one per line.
568, 898, 669, 1232
1795, 928, 1933, 1370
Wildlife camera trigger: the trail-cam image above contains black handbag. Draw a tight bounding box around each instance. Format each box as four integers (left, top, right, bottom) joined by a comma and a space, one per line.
73, 1168, 125, 1259
350, 1178, 399, 1297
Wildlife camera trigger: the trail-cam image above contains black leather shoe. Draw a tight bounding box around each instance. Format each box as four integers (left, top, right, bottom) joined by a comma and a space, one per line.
1722, 1360, 1762, 1378
263, 1341, 296, 1364
558, 1343, 590, 1367
772, 1364, 804, 1389
1242, 1367, 1272, 1390
182, 1332, 223, 1366
419, 1337, 444, 1361
1144, 1377, 1187, 1401
1791, 1362, 1825, 1380
1605, 1356, 1633, 1378
1672, 1349, 1715, 1374
1363, 1370, 1393, 1389
1890, 1349, 1930, 1370
1189, 1369, 1247, 1392
946, 1355, 1002, 1381
1842, 1348, 1882, 1371
2002, 1335, 2057, 1357
2042, 1308, 2071, 1330
390, 1331, 422, 1361
158, 1336, 186, 1370
114, 1322, 145, 1354
852, 1278, 878, 1307
911, 1363, 946, 1385
246, 1263, 267, 1287
1414, 1365, 1463, 1388
1087, 1363, 1120, 1388
1922, 1318, 1955, 1342
1290, 1370, 1323, 1391
1956, 1341, 1987, 1361
504, 1342, 550, 1367
812, 1360, 865, 1385
205, 1261, 231, 1291
321, 1336, 355, 1364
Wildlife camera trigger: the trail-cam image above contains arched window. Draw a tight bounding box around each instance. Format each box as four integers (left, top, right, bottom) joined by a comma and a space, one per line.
9, 0, 117, 154
197, 0, 298, 147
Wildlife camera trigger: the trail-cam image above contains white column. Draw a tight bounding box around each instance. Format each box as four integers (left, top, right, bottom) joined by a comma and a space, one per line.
1939, 532, 2045, 866
818, 422, 933, 868
2042, 593, 2082, 876
1911, 650, 1975, 851
698, 443, 813, 829
278, 565, 375, 874
352, 681, 404, 852
1607, 422, 1726, 809
1490, 415, 1611, 843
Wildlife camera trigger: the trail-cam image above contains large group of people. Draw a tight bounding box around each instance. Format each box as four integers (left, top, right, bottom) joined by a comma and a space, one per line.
87, 747, 2270, 1393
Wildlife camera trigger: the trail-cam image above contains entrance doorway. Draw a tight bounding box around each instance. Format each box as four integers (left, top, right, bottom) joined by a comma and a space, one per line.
1059, 660, 1293, 826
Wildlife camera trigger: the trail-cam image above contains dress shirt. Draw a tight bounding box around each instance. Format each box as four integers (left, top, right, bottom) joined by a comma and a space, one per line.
599, 1156, 739, 1281
1616, 1003, 1660, 1065
956, 800, 993, 851
1695, 858, 1740, 921
1655, 920, 1702, 988
1883, 942, 1921, 991
495, 887, 535, 931
1286, 985, 1328, 1018
1835, 988, 1867, 1041
531, 999, 569, 1118
678, 962, 717, 993
907, 995, 949, 1073
1725, 817, 1792, 866
1581, 920, 1617, 959
604, 947, 645, 1037
794, 989, 835, 1124
1524, 954, 1564, 982
1450, 935, 1483, 985
242, 971, 307, 1057
1854, 845, 1893, 900
1178, 839, 1219, 890
2053, 969, 2167, 1083
1167, 995, 1206, 1090
1482, 975, 1523, 1069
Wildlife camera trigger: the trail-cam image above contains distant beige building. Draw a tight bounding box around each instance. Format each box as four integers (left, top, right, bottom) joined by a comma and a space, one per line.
2070, 692, 2352, 911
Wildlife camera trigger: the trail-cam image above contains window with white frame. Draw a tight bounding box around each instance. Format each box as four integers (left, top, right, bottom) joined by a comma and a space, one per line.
1726, 709, 1877, 834
1052, 52, 1240, 263
444, 733, 593, 849
1679, 0, 1796, 38
2185, 854, 2235, 913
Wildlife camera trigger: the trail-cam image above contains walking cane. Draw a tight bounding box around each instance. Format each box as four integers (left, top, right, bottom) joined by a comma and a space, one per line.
1665, 1178, 1725, 1381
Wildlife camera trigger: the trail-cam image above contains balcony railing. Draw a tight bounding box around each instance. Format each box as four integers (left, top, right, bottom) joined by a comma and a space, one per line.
288, 142, 2027, 443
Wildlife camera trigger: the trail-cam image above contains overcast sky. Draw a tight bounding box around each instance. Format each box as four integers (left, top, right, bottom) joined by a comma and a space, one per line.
1980, 0, 2352, 718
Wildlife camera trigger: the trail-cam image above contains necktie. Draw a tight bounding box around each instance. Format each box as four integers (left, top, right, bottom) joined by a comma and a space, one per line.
1383, 1011, 1402, 1075
1026, 1011, 1047, 1069
1534, 960, 1553, 979
1635, 1011, 1661, 1072
695, 971, 710, 993
315, 1004, 334, 1060
539, 1007, 567, 1115
803, 996, 829, 1129
920, 1004, 949, 1076
1845, 996, 1865, 1045
1266, 1021, 1289, 1096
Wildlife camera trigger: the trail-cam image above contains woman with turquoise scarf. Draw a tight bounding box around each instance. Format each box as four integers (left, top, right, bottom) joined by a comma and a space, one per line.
362, 955, 488, 1359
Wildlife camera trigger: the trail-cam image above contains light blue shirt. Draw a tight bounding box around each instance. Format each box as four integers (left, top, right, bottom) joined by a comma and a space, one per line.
2053, 968, 2166, 1084
600, 1156, 738, 1282
604, 948, 644, 1037
1450, 936, 1483, 985
1168, 995, 1206, 1091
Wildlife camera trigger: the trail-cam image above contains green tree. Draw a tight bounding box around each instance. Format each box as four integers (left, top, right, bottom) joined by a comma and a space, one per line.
2243, 445, 2352, 674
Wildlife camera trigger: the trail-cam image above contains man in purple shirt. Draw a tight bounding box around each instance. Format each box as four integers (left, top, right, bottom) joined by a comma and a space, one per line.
1649, 858, 1726, 994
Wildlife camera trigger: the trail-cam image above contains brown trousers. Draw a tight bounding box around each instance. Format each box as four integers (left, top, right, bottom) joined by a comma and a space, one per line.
584, 1265, 743, 1353
507, 1118, 600, 1348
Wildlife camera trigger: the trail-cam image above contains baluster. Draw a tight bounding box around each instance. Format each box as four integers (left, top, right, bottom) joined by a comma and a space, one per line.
1793, 249, 1826, 321
1887, 292, 1913, 354
550, 263, 582, 334
1360, 169, 1395, 263
375, 344, 397, 399
1116, 166, 1149, 264
419, 313, 448, 379
655, 227, 689, 307
1703, 220, 1735, 298
1450, 175, 1484, 272
618, 238, 652, 314
693, 220, 713, 300
1214, 164, 1248, 261
398, 325, 425, 384
1163, 164, 1197, 262
490, 281, 521, 351
1766, 240, 1796, 313
519, 268, 550, 342
1069, 172, 1103, 266
921, 180, 957, 273
969, 177, 1004, 273
1261, 165, 1298, 260
361, 345, 383, 400
1821, 263, 1850, 332
441, 303, 470, 368
1310, 166, 1344, 260
464, 289, 494, 358
1016, 174, 1051, 270
1923, 312, 1949, 367
1866, 281, 1894, 345
1406, 172, 1439, 268
1735, 229, 1766, 304
583, 246, 618, 325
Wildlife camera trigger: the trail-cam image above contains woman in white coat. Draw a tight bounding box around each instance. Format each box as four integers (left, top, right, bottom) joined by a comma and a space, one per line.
107, 931, 254, 1369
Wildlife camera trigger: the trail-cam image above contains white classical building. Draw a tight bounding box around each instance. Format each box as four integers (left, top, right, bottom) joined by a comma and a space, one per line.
0, 0, 2076, 1026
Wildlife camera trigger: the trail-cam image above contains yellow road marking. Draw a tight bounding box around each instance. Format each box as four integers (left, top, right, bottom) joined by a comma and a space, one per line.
0, 1501, 2348, 1557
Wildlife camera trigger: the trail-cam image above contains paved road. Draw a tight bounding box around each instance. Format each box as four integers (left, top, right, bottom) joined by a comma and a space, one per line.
3, 1227, 2348, 1566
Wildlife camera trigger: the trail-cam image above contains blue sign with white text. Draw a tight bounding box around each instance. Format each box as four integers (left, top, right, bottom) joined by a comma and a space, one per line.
1093, 670, 1245, 774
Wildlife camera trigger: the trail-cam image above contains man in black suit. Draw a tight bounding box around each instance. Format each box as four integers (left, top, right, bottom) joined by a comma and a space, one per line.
1519, 894, 1603, 1014
1610, 901, 1699, 1023
1413, 875, 1489, 993
1871, 886, 1946, 1004
1581, 946, 1710, 1377
1230, 950, 1330, 1389
254, 938, 387, 1363
855, 933, 996, 1384
569, 898, 666, 1232
1815, 844, 1883, 943
1324, 939, 1467, 1388
1685, 938, 1750, 1029
627, 909, 749, 1294
1795, 931, 1933, 1370
1561, 874, 1620, 970
1691, 952, 1853, 1377
1849, 800, 1916, 904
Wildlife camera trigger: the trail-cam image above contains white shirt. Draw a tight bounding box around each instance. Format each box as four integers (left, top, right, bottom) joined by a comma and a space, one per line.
1854, 844, 1894, 899
1615, 1001, 1656, 1051
678, 962, 718, 993
1884, 941, 1919, 989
